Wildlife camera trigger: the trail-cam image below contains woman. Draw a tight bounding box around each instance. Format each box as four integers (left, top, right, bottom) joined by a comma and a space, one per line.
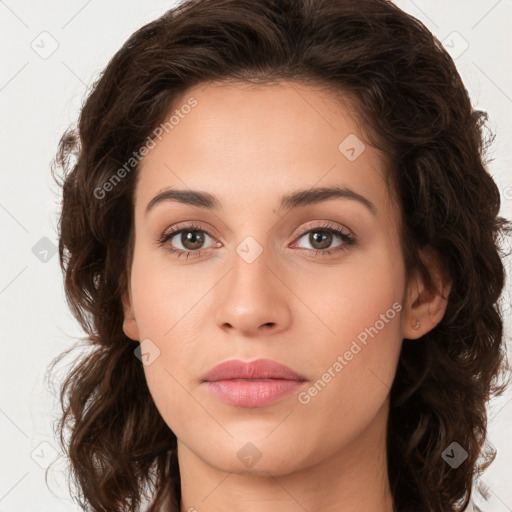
49, 0, 510, 511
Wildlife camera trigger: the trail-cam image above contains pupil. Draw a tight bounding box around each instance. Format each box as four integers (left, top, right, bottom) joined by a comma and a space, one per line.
183, 231, 204, 250
311, 231, 332, 250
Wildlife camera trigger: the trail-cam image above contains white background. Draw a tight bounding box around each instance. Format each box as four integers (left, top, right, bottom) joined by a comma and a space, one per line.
0, 1, 511, 511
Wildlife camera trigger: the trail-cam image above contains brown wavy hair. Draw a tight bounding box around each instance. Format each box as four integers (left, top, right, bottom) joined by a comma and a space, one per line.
47, 0, 511, 510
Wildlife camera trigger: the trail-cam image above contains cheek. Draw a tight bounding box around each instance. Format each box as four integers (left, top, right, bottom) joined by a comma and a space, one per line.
292, 245, 405, 415
293, 241, 405, 352
291, 289, 403, 464
129, 245, 209, 339
128, 250, 213, 433
142, 361, 194, 435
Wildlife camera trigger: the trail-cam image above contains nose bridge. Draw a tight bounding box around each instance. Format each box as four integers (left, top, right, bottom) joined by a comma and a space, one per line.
213, 232, 291, 334
230, 233, 277, 301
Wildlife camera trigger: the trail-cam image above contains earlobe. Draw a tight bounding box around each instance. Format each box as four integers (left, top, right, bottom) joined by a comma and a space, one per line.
402, 248, 452, 340
121, 291, 140, 341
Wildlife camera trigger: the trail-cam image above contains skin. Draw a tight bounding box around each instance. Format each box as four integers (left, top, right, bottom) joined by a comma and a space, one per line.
122, 81, 451, 512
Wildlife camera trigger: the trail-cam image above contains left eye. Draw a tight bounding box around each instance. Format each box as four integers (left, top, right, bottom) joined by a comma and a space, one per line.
293, 227, 353, 252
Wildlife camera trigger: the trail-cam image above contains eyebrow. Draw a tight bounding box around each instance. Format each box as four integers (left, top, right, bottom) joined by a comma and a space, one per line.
145, 185, 377, 216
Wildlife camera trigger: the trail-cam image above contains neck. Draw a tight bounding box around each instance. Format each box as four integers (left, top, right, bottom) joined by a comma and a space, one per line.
178, 400, 394, 512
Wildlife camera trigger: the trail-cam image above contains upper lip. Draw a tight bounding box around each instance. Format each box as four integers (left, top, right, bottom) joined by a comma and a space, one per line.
201, 359, 307, 382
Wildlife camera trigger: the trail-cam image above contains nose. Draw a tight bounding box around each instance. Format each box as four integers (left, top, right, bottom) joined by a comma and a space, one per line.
213, 246, 291, 337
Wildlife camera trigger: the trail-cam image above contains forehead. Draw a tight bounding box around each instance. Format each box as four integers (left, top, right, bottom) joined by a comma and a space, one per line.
135, 81, 395, 224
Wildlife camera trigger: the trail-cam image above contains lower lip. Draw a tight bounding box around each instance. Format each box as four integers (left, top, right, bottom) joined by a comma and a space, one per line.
204, 379, 305, 407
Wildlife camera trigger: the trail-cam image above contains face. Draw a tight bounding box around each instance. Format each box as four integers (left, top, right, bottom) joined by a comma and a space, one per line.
122, 81, 426, 477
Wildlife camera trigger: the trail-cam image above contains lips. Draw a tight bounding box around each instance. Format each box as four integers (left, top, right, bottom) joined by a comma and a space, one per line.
201, 358, 307, 382
201, 359, 307, 408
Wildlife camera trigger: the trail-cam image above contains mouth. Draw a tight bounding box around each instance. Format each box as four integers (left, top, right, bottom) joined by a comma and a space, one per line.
201, 359, 307, 408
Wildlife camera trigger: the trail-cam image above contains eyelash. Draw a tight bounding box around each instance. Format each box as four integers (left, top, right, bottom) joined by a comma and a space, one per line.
156, 221, 356, 259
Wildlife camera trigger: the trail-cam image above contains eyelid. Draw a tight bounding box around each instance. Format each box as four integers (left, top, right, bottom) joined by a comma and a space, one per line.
293, 220, 353, 239
159, 220, 221, 242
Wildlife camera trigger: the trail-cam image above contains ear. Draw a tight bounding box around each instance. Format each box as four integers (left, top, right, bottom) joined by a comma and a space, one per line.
402, 247, 452, 340
122, 288, 140, 341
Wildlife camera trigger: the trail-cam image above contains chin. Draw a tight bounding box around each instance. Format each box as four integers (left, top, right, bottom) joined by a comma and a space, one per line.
193, 435, 313, 477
